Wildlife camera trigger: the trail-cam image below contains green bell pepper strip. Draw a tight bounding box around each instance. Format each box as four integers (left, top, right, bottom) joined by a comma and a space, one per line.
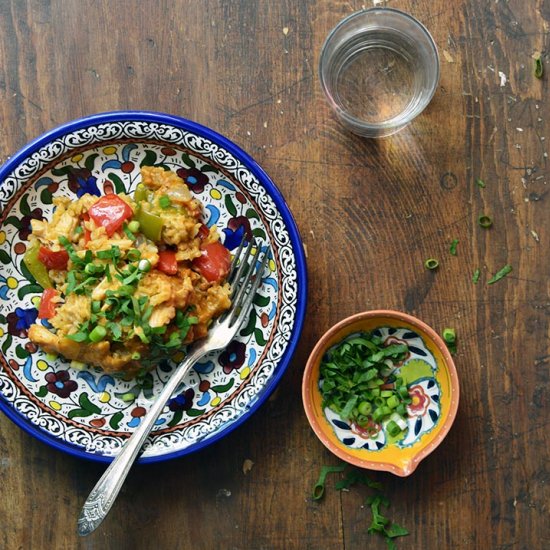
133, 183, 149, 203
23, 241, 53, 289
135, 207, 163, 242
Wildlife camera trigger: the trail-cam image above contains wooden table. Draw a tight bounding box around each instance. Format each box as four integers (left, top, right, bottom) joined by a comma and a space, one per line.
0, 1, 548, 548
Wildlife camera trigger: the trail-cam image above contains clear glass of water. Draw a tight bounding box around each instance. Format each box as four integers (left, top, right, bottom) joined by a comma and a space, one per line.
319, 8, 439, 138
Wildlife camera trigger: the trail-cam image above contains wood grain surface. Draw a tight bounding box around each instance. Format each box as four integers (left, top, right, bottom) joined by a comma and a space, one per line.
0, 1, 548, 549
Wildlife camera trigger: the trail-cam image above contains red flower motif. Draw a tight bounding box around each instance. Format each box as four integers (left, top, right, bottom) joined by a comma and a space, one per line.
351, 419, 381, 439
168, 388, 195, 411
219, 341, 246, 374
20, 208, 44, 240
407, 384, 429, 417
176, 166, 209, 193
7, 307, 38, 338
45, 370, 78, 398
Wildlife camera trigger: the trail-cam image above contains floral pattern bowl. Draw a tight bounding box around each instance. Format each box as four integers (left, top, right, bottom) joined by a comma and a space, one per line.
0, 111, 307, 463
302, 310, 459, 476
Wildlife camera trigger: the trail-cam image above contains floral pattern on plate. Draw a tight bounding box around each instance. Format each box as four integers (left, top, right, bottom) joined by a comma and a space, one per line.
0, 114, 306, 462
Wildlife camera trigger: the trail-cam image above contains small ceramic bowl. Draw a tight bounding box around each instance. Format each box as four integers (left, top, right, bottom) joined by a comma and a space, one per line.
302, 310, 459, 476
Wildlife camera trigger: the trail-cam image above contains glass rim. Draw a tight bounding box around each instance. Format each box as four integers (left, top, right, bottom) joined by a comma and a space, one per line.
318, 7, 440, 132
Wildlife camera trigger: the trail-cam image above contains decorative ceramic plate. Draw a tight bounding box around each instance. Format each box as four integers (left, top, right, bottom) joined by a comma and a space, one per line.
303, 311, 459, 476
0, 111, 307, 463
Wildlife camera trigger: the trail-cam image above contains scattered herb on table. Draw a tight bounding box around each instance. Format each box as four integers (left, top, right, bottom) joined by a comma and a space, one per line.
534, 55, 544, 79
472, 268, 481, 284
367, 494, 409, 549
487, 264, 513, 285
312, 465, 346, 500
449, 239, 459, 256
478, 214, 493, 229
335, 468, 382, 491
313, 465, 409, 549
424, 258, 439, 270
442, 327, 457, 355
476, 178, 486, 188
319, 332, 411, 438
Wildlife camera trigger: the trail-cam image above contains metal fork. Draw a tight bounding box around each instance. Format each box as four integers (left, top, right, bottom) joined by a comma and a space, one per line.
77, 239, 268, 536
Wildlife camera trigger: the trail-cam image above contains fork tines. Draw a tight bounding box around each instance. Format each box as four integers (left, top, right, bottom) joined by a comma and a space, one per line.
227, 238, 269, 328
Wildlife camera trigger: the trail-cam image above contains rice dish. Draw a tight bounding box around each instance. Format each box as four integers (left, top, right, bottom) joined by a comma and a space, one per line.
25, 167, 232, 376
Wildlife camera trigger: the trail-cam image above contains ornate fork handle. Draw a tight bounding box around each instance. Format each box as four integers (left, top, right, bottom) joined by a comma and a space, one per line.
77, 345, 206, 537
78, 238, 267, 537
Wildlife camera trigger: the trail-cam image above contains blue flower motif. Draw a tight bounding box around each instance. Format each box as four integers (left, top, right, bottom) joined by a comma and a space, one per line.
168, 388, 195, 411
0, 276, 10, 300
222, 215, 252, 250
75, 176, 100, 197
13, 307, 37, 329
222, 224, 245, 250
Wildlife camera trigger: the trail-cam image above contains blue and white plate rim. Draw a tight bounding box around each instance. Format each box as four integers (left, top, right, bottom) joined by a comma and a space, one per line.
0, 110, 308, 463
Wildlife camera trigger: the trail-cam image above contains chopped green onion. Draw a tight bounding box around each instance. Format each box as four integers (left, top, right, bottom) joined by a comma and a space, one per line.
91, 300, 101, 313
126, 248, 141, 262
367, 494, 409, 544
357, 401, 372, 416
84, 263, 102, 275
123, 224, 137, 241
138, 259, 151, 272
386, 395, 400, 409
66, 331, 88, 343
535, 55, 544, 79
424, 258, 439, 270
386, 420, 401, 437
478, 215, 493, 228
374, 396, 385, 408
472, 268, 481, 284
335, 469, 382, 491
487, 264, 513, 285
89, 325, 107, 342
476, 178, 486, 188
442, 327, 457, 354
449, 239, 458, 256
312, 465, 346, 500
396, 403, 407, 417
127, 220, 140, 233
442, 328, 456, 343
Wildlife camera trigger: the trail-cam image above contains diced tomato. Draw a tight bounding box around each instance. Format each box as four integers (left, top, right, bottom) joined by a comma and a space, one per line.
38, 288, 59, 319
158, 250, 178, 275
38, 246, 69, 270
192, 242, 231, 283
88, 194, 133, 237
197, 224, 210, 240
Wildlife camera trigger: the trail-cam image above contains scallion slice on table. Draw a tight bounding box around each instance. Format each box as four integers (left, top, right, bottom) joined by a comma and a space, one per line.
478, 215, 493, 228
450, 239, 459, 256
472, 268, 481, 284
442, 328, 456, 343
424, 258, 439, 270
312, 465, 345, 500
476, 178, 486, 188
487, 264, 513, 284
534, 55, 544, 79
442, 327, 457, 355
319, 332, 410, 437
